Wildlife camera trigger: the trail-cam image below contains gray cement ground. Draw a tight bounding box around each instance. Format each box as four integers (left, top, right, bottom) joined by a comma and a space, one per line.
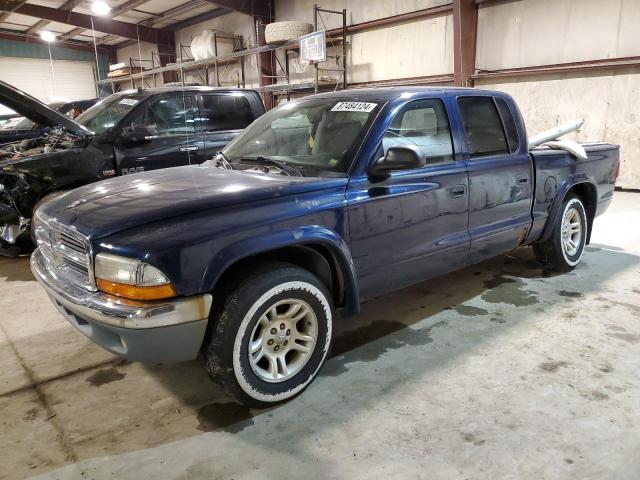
1, 192, 639, 480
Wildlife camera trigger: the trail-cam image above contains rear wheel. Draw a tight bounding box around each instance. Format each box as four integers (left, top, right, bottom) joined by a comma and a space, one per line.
533, 194, 587, 272
202, 264, 333, 408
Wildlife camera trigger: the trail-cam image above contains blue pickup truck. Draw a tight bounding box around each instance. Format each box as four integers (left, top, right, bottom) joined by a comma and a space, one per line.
30, 87, 619, 407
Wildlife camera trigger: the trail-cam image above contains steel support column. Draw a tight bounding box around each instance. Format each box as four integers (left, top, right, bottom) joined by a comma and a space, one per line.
158, 33, 178, 84
453, 0, 477, 87
253, 1, 275, 110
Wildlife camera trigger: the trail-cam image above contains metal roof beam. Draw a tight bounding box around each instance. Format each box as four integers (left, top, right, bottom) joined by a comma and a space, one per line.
203, 0, 272, 19
0, 0, 174, 43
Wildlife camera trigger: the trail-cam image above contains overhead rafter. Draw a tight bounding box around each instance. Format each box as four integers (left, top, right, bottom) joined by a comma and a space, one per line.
57, 0, 151, 42
203, 0, 272, 19
167, 7, 231, 31
110, 5, 232, 48
0, 0, 24, 23
25, 0, 83, 35
0, 0, 174, 43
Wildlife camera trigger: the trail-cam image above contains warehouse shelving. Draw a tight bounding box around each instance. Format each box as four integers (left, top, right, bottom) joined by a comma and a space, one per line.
96, 5, 349, 107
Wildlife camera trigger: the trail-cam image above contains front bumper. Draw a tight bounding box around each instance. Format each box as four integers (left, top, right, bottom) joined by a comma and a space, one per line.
31, 248, 213, 364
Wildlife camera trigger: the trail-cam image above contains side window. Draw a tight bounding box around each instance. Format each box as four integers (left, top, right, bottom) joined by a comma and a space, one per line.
495, 97, 520, 153
457, 96, 508, 158
134, 95, 197, 136
200, 94, 254, 132
383, 98, 454, 164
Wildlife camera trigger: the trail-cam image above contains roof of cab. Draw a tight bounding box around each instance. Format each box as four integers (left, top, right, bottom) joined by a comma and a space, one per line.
305, 86, 506, 102
112, 86, 260, 97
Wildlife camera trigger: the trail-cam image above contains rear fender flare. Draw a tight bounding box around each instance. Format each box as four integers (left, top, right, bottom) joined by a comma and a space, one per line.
200, 226, 360, 316
540, 176, 597, 243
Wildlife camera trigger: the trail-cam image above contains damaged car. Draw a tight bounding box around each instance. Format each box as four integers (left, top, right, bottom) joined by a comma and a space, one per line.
0, 80, 265, 255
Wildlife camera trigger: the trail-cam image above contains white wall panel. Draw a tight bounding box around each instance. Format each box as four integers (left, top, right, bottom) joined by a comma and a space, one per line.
477, 69, 640, 189
116, 41, 157, 68
477, 0, 640, 71
174, 12, 259, 88
0, 57, 96, 110
275, 0, 452, 28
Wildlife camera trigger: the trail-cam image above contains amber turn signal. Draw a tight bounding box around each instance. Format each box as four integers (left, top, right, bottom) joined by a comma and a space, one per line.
96, 279, 177, 300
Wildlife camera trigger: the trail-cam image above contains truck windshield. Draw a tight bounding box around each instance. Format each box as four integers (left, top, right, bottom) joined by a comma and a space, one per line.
76, 94, 144, 134
222, 98, 382, 174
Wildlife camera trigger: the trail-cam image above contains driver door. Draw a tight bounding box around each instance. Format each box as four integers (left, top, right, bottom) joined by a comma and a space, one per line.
346, 98, 470, 299
114, 93, 205, 175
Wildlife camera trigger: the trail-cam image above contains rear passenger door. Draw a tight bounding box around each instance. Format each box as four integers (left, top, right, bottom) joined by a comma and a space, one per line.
114, 93, 205, 173
197, 93, 257, 158
457, 95, 533, 264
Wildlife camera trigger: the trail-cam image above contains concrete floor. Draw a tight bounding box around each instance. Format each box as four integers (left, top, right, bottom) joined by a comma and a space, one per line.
1, 192, 639, 480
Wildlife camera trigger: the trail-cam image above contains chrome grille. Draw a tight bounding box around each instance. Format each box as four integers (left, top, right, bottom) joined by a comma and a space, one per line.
33, 212, 95, 291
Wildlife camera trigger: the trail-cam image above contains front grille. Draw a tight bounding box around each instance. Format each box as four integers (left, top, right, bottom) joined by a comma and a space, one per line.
33, 212, 95, 291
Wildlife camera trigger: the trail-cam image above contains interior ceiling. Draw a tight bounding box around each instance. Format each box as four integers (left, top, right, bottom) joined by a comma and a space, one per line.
0, 0, 232, 47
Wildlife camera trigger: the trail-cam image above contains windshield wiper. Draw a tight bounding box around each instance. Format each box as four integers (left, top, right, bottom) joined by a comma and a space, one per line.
241, 156, 303, 177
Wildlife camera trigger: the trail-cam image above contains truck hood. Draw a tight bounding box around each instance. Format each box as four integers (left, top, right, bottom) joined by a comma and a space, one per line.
0, 81, 90, 139
42, 165, 347, 239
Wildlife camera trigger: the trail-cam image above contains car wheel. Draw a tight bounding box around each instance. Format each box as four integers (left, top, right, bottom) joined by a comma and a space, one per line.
533, 193, 587, 272
202, 263, 333, 407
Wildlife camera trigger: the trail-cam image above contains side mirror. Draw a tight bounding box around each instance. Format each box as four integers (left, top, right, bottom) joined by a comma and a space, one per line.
120, 125, 156, 144
368, 145, 426, 180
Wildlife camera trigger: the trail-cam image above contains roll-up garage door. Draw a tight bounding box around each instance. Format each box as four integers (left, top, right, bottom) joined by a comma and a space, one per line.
0, 57, 96, 110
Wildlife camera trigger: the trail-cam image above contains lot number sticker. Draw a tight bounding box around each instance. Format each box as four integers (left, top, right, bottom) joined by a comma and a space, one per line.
331, 102, 377, 113
119, 98, 139, 106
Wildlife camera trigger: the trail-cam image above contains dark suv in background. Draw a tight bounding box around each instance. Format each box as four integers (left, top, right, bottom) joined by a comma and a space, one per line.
0, 81, 265, 255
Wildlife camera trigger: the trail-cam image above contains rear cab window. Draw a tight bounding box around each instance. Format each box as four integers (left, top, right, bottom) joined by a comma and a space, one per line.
457, 96, 509, 159
200, 94, 255, 132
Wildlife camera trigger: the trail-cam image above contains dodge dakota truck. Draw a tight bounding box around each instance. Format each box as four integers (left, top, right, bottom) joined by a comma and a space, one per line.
0, 81, 265, 256
31, 87, 619, 407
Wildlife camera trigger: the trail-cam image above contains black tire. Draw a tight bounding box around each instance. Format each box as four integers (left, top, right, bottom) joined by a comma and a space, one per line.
533, 193, 587, 272
202, 263, 333, 408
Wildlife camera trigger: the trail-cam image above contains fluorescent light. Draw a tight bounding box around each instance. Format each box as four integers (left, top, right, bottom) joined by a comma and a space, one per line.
91, 1, 111, 16
39, 30, 56, 42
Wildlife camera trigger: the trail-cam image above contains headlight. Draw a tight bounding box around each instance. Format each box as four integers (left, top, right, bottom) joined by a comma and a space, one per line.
94, 253, 176, 300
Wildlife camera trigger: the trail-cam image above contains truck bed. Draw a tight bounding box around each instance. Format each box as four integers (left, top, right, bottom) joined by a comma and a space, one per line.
527, 142, 619, 243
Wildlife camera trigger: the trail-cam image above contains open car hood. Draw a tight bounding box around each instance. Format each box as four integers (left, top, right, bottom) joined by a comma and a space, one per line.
0, 80, 90, 139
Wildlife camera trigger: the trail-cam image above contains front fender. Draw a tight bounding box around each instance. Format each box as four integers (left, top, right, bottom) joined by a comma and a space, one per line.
200, 226, 360, 316
539, 175, 596, 243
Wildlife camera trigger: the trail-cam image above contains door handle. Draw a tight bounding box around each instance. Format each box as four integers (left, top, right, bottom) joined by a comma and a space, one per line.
448, 185, 467, 198
180, 146, 199, 152
516, 174, 529, 184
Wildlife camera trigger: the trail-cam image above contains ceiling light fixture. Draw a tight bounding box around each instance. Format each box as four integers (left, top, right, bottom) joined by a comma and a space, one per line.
91, 1, 111, 16
39, 30, 56, 42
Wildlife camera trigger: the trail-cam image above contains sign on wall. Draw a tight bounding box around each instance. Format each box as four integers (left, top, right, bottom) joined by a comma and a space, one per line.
299, 30, 326, 65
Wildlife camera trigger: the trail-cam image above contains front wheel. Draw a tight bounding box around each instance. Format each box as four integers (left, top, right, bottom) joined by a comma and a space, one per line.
533, 193, 587, 272
202, 264, 333, 408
